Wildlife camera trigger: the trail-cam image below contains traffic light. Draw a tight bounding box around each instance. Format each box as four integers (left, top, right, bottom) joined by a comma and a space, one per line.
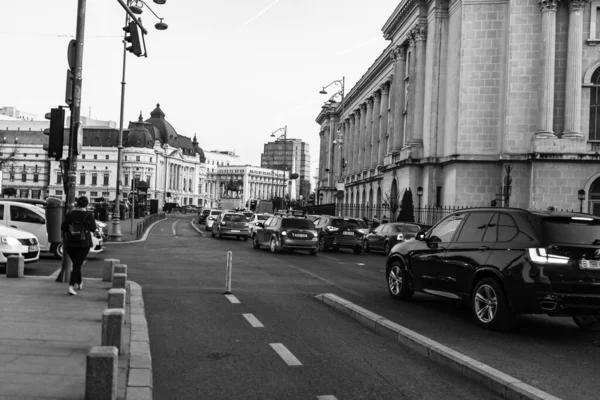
123, 21, 142, 56
43, 107, 65, 161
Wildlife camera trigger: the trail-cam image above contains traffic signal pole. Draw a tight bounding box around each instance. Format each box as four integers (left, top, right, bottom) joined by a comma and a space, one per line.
56, 0, 86, 283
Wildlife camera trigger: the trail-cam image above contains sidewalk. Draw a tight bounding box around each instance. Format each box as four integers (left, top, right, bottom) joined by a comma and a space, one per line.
0, 276, 142, 400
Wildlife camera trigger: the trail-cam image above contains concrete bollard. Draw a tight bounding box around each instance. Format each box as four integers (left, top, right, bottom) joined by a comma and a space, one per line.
6, 255, 24, 278
112, 273, 127, 290
108, 288, 126, 309
113, 264, 127, 276
102, 309, 125, 354
102, 259, 120, 283
85, 346, 118, 400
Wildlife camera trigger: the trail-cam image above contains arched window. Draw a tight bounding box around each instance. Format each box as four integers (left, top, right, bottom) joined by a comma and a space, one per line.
589, 68, 600, 141
590, 177, 600, 216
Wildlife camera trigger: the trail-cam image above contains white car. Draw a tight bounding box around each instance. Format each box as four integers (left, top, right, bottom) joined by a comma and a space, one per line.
205, 209, 224, 231
0, 225, 40, 264
0, 200, 103, 259
248, 213, 270, 235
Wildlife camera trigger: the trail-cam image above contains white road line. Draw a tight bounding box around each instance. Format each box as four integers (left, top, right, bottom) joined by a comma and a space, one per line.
225, 294, 240, 304
242, 313, 264, 328
317, 396, 338, 400
49, 268, 61, 279
319, 254, 340, 261
269, 343, 302, 366
172, 219, 180, 236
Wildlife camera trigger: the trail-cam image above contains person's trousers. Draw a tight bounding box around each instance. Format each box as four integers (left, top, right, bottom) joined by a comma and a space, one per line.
65, 246, 90, 286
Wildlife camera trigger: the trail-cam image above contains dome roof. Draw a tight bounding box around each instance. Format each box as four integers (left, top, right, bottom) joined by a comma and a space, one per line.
145, 104, 179, 147
125, 113, 154, 148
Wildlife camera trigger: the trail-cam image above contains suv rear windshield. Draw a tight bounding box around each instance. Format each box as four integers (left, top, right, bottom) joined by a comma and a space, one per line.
202, 210, 210, 215
332, 219, 361, 229
281, 219, 315, 229
211, 211, 223, 216
532, 216, 600, 245
223, 214, 248, 222
257, 215, 269, 221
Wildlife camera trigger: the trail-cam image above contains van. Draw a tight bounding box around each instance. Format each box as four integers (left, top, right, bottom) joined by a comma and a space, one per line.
0, 200, 103, 258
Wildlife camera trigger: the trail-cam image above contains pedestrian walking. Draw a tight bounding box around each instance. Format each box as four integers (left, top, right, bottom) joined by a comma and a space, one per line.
61, 196, 97, 296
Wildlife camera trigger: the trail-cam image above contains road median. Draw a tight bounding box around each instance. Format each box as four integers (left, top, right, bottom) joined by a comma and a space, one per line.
315, 293, 561, 400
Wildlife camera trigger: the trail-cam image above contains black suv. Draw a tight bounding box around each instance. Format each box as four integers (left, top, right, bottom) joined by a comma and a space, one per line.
313, 216, 365, 254
252, 216, 318, 255
386, 207, 600, 331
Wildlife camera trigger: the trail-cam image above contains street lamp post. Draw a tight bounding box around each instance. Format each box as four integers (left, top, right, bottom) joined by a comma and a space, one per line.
319, 77, 345, 180
416, 186, 423, 223
271, 126, 287, 211
578, 189, 586, 213
110, 0, 168, 241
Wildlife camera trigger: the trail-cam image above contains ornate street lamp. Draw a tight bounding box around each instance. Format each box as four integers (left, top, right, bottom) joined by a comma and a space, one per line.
271, 126, 288, 210
111, 0, 168, 242
578, 189, 586, 213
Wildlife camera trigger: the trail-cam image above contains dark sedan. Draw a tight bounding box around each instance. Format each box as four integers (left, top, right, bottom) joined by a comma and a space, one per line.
385, 207, 600, 331
365, 222, 422, 255
252, 216, 318, 255
212, 212, 250, 240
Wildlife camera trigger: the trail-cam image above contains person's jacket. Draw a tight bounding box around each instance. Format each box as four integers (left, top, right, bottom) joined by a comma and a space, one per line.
61, 208, 97, 248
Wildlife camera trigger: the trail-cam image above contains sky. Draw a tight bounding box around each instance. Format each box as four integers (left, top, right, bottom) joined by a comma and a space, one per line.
2, 0, 399, 175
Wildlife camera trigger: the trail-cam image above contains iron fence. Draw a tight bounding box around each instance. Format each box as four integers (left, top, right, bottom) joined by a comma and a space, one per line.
136, 212, 166, 239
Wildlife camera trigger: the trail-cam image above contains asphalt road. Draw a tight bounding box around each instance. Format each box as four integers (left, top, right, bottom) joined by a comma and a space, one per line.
106, 216, 502, 400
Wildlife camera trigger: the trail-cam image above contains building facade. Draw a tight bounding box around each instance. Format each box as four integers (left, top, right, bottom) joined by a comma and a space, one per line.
261, 138, 311, 200
316, 0, 600, 218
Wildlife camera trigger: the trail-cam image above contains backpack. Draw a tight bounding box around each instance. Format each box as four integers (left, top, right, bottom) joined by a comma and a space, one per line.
66, 219, 87, 243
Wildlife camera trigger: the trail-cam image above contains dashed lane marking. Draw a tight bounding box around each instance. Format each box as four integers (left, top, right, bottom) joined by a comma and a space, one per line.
269, 343, 302, 366
172, 219, 180, 236
317, 396, 338, 400
225, 294, 240, 304
242, 313, 264, 328
319, 254, 340, 261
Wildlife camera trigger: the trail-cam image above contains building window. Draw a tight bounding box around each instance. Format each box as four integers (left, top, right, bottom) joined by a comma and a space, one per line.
80, 173, 86, 185
82, 154, 86, 159
57, 172, 62, 184
94, 154, 98, 160
56, 190, 63, 195
589, 68, 600, 141
105, 155, 109, 160
21, 173, 26, 182
136, 156, 140, 162
124, 173, 129, 188
124, 156, 128, 161
102, 191, 110, 197
146, 175, 151, 185
90, 191, 98, 197
150, 157, 153, 163
104, 174, 109, 186
33, 173, 39, 183
78, 191, 86, 196
92, 173, 97, 185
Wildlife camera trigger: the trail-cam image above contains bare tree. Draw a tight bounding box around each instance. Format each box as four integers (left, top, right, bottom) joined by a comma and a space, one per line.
383, 190, 401, 222
0, 143, 18, 197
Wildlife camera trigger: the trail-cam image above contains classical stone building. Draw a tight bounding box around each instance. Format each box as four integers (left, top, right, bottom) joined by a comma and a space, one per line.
316, 0, 600, 218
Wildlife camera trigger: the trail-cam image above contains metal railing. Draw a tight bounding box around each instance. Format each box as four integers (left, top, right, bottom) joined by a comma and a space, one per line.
136, 212, 166, 239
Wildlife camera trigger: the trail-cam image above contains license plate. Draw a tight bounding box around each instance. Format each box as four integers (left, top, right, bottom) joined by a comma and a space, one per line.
343, 231, 354, 236
29, 245, 39, 252
230, 230, 240, 233
295, 234, 307, 238
580, 259, 600, 270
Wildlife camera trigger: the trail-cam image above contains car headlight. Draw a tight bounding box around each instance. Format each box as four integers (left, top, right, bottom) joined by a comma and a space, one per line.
397, 233, 405, 241
1, 236, 21, 245
281, 231, 287, 236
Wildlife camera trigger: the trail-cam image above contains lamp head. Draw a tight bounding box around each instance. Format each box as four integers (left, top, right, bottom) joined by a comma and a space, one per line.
130, 3, 143, 14
417, 186, 423, 196
578, 189, 586, 200
319, 89, 327, 95
153, 0, 166, 4
155, 20, 168, 30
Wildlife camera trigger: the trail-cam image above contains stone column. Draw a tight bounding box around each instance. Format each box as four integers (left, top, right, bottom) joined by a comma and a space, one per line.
379, 82, 390, 164
391, 46, 407, 152
411, 24, 427, 145
364, 98, 374, 169
342, 119, 349, 177
349, 115, 356, 174
355, 108, 362, 172
330, 115, 340, 182
563, 0, 588, 137
371, 91, 381, 169
318, 130, 325, 184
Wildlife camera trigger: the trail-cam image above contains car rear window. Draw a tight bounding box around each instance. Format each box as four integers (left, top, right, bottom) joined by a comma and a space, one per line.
211, 211, 223, 216
534, 216, 600, 244
332, 219, 360, 229
355, 220, 368, 229
394, 224, 421, 233
223, 214, 248, 222
257, 215, 269, 221
281, 219, 315, 229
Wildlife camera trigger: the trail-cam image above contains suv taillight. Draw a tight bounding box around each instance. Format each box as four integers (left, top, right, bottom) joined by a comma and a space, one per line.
326, 226, 339, 232
527, 248, 569, 265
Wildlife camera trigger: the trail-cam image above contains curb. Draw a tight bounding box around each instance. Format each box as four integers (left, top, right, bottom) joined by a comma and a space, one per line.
105, 218, 165, 245
126, 281, 152, 400
189, 219, 206, 237
315, 293, 561, 400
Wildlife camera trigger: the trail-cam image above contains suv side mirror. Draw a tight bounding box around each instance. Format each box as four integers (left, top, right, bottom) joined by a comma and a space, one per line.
415, 231, 426, 241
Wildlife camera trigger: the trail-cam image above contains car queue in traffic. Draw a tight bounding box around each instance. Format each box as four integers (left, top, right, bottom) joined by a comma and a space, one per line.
195, 206, 600, 333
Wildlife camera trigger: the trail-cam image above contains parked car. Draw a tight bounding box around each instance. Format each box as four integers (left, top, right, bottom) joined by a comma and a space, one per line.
0, 225, 40, 264
205, 209, 224, 231
243, 212, 254, 220
212, 212, 250, 240
252, 216, 318, 255
365, 222, 422, 255
385, 207, 600, 331
248, 213, 270, 235
198, 208, 211, 224
0, 200, 103, 259
313, 215, 365, 254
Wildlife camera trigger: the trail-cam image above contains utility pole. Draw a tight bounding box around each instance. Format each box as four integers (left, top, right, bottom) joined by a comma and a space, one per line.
56, 0, 86, 283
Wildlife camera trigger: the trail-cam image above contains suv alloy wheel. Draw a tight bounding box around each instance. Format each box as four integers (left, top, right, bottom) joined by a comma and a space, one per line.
252, 235, 260, 249
387, 260, 413, 300
471, 278, 515, 331
318, 236, 327, 252
270, 237, 278, 253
